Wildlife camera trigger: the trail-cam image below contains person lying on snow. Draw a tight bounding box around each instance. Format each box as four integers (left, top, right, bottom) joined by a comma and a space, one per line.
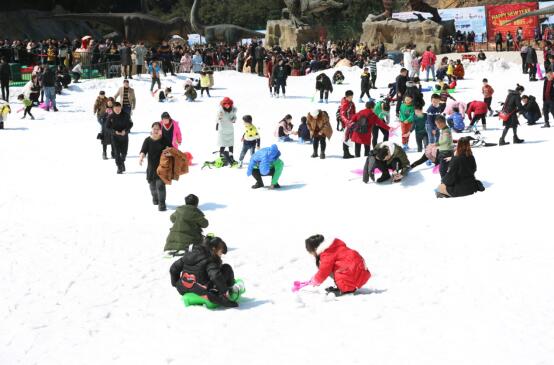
170, 235, 238, 308
363, 141, 410, 184
304, 234, 371, 296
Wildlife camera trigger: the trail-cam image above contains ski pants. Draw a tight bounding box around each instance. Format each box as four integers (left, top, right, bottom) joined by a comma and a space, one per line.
149, 178, 166, 205
484, 97, 492, 114
112, 135, 129, 168
319, 89, 329, 100
372, 125, 389, 148
543, 100, 554, 125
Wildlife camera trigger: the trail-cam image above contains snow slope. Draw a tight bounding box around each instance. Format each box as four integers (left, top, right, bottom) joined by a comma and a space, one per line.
1, 57, 553, 365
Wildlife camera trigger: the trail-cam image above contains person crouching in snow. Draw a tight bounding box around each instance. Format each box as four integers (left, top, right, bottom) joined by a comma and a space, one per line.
304, 234, 371, 296
139, 122, 172, 211
363, 141, 410, 183
307, 109, 333, 159
238, 115, 260, 168
247, 144, 283, 189
158, 87, 172, 102
160, 112, 182, 149
276, 114, 295, 142
520, 95, 541, 125
165, 194, 208, 255
170, 235, 238, 308
184, 79, 197, 102
315, 73, 333, 103
297, 116, 312, 144
446, 106, 465, 133
332, 70, 345, 84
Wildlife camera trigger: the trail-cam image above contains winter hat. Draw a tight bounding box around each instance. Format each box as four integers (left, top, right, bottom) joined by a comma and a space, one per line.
310, 109, 320, 118
185, 79, 193, 86
161, 112, 171, 120
185, 194, 199, 206
242, 115, 252, 124
221, 97, 233, 108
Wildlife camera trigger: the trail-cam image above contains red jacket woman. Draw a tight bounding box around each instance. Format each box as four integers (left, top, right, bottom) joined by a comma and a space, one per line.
307, 236, 371, 294
420, 50, 436, 69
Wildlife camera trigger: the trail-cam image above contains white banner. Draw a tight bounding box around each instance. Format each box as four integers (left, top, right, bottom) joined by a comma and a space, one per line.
539, 1, 554, 24
393, 6, 487, 42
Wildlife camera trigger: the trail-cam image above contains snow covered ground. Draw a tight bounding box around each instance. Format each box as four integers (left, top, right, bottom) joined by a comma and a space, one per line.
1, 55, 554, 365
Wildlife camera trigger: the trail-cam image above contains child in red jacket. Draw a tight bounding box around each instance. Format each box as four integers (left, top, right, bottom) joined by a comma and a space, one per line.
305, 234, 371, 296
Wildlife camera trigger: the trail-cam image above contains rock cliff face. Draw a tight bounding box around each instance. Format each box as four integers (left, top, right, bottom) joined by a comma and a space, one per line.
265, 20, 322, 49
360, 16, 449, 53
399, 0, 529, 11
0, 9, 99, 40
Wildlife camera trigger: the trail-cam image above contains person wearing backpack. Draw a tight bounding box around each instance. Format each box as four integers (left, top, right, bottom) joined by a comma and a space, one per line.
349, 101, 390, 157
307, 109, 333, 159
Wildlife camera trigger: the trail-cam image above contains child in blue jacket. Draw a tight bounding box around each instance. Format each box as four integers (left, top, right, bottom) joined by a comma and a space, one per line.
446, 106, 465, 132
247, 144, 283, 189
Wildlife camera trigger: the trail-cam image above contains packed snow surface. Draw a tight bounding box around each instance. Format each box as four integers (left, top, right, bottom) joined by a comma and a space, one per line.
1, 55, 553, 365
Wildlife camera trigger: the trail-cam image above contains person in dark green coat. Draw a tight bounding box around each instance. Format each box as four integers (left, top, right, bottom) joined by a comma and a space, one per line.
410, 107, 428, 152
164, 194, 209, 254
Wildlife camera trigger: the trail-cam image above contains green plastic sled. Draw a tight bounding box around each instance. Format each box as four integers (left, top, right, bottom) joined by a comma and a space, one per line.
182, 279, 245, 309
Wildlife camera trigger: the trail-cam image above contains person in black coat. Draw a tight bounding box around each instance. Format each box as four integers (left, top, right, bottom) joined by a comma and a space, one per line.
405, 79, 424, 109
106, 102, 133, 174
499, 85, 525, 145
437, 137, 483, 198
139, 122, 171, 211
271, 59, 288, 98
520, 95, 541, 125
315, 73, 333, 103
395, 68, 409, 115
542, 70, 554, 128
0, 57, 10, 101
525, 44, 538, 81
332, 70, 345, 84
169, 236, 238, 308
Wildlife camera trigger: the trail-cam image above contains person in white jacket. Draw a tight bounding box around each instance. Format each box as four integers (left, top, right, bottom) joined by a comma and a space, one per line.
402, 46, 413, 77
71, 62, 83, 83
216, 96, 237, 164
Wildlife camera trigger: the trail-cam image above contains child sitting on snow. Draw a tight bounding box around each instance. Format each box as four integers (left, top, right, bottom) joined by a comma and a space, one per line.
332, 70, 345, 84
170, 235, 239, 308
446, 106, 465, 133
158, 87, 172, 102
276, 114, 295, 142
304, 234, 371, 296
297, 116, 312, 144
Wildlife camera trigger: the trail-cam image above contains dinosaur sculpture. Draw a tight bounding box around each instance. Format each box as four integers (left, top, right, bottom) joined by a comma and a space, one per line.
502, 5, 553, 25
44, 13, 189, 44
381, 0, 442, 24
190, 0, 265, 43
282, 0, 346, 27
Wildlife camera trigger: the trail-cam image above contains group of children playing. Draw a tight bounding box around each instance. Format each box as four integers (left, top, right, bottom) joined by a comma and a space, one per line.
167, 192, 372, 309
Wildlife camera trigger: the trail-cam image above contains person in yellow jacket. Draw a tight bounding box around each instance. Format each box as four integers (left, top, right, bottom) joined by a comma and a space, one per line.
446, 60, 455, 83
0, 99, 11, 129
238, 115, 260, 168
199, 71, 211, 97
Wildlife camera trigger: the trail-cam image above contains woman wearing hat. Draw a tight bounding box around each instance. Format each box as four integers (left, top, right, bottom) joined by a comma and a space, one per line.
216, 97, 237, 164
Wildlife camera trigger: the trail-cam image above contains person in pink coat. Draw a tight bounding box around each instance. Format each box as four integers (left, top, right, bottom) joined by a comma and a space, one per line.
160, 112, 182, 149
444, 99, 466, 116
180, 53, 192, 73
421, 46, 437, 82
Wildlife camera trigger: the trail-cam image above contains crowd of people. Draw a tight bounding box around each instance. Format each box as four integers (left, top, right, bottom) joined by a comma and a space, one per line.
5, 30, 554, 309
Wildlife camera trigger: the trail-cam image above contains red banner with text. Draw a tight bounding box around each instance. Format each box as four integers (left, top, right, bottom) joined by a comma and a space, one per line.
486, 2, 538, 42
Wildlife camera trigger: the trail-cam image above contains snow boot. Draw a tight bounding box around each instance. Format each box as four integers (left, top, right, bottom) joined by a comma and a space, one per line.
53, 107, 58, 112
435, 191, 450, 198
342, 144, 354, 159
0, 122, 3, 129
320, 152, 326, 159
102, 152, 108, 160
117, 165, 123, 174
311, 152, 318, 158
542, 123, 551, 128
513, 137, 524, 144
158, 202, 167, 211
324, 99, 328, 104
377, 173, 391, 183
251, 182, 264, 189
499, 138, 509, 146
122, 162, 126, 172
269, 183, 281, 189
318, 99, 323, 103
